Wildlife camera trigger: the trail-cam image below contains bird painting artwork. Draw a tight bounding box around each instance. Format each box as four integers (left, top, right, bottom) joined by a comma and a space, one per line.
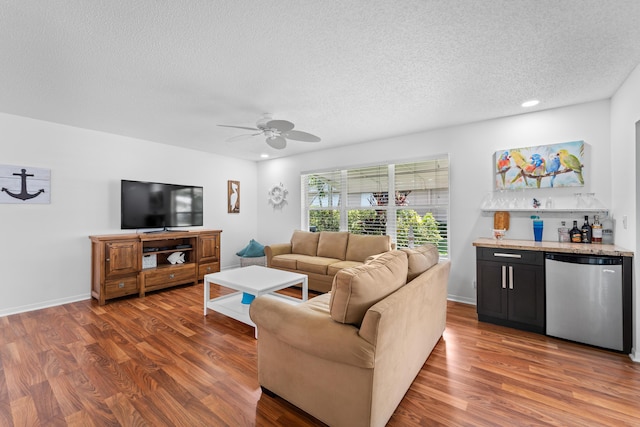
228, 180, 240, 213
494, 141, 585, 190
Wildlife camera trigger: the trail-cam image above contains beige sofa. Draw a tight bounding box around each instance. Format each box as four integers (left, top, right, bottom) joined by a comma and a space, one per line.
265, 230, 395, 293
250, 245, 450, 427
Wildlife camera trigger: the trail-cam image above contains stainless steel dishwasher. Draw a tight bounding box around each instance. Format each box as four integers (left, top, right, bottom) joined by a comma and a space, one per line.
545, 252, 623, 351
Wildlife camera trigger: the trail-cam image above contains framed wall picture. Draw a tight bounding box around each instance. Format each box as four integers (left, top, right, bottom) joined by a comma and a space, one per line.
494, 140, 585, 190
228, 180, 240, 213
0, 165, 51, 204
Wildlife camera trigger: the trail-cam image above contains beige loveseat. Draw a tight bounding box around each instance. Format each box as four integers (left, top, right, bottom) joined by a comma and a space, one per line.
265, 230, 394, 293
250, 245, 450, 427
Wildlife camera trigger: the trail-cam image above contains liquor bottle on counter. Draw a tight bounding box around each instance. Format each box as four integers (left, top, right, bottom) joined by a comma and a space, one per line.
569, 220, 582, 243
557, 221, 570, 242
591, 215, 603, 243
581, 215, 592, 243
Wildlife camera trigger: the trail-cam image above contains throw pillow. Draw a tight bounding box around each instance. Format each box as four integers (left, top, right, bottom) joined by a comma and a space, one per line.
244, 239, 265, 257
290, 230, 319, 256
400, 243, 439, 281
236, 239, 265, 257
329, 250, 408, 326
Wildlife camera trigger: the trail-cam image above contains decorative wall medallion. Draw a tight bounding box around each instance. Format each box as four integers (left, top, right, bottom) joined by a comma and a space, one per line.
0, 165, 50, 204
268, 182, 288, 208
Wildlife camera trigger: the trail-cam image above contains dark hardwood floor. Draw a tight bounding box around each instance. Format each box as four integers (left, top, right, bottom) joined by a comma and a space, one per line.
1, 283, 639, 426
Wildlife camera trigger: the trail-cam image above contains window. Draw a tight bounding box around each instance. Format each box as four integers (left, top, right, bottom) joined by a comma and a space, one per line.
302, 156, 449, 256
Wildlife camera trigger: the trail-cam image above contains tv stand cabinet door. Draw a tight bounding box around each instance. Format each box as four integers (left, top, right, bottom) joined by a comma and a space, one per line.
105, 240, 141, 277
199, 232, 220, 264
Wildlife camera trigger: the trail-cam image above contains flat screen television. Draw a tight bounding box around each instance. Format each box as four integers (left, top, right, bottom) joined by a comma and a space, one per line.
121, 180, 203, 230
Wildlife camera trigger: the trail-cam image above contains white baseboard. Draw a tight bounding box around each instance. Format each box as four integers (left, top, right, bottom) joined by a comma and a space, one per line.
629, 348, 640, 363
0, 293, 91, 318
447, 295, 476, 305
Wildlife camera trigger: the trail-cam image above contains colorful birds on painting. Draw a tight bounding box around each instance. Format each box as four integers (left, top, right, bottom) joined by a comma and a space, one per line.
529, 153, 546, 176
546, 153, 561, 187
557, 149, 584, 185
496, 151, 510, 187
496, 143, 584, 189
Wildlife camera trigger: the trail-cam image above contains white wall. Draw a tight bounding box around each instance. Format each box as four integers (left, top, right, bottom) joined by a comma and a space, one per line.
0, 112, 258, 316
257, 100, 613, 304
610, 63, 640, 361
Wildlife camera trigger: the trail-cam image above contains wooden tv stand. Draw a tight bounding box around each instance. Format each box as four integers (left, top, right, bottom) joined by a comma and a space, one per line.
89, 229, 222, 305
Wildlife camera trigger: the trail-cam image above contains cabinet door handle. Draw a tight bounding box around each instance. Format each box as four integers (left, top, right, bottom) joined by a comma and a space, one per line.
106, 258, 110, 262
169, 274, 175, 279
494, 253, 522, 259
508, 266, 514, 290
501, 265, 506, 289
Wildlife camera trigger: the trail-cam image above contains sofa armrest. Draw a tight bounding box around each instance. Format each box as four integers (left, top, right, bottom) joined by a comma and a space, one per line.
264, 243, 292, 267
249, 296, 375, 368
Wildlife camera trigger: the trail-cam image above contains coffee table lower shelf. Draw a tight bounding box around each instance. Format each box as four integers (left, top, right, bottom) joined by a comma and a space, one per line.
205, 292, 301, 332
203, 266, 308, 338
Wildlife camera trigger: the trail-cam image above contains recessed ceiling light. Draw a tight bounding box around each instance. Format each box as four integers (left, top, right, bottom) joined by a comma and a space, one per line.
521, 99, 540, 108
260, 153, 269, 158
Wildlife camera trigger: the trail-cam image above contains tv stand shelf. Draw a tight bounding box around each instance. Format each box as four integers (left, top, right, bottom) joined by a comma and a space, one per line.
90, 229, 221, 305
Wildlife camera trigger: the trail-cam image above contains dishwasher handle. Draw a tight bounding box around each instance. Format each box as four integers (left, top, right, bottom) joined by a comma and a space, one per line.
545, 252, 622, 266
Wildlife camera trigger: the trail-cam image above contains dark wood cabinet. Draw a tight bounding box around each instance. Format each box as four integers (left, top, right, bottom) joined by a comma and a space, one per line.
476, 247, 545, 333
90, 230, 222, 305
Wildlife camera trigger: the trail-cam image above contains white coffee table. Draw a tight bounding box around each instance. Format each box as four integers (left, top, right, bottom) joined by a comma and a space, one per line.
203, 265, 308, 337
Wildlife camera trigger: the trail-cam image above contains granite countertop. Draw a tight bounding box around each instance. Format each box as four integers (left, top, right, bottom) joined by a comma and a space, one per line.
473, 237, 634, 257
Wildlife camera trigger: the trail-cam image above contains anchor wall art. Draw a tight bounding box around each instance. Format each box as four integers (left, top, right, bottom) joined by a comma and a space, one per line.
0, 165, 51, 204
494, 140, 585, 190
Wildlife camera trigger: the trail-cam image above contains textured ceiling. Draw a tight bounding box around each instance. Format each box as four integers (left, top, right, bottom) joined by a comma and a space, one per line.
2, 1, 640, 161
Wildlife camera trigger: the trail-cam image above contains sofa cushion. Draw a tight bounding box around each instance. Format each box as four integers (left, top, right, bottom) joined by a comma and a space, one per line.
317, 231, 349, 260
291, 230, 319, 256
270, 254, 311, 270
329, 250, 408, 326
327, 260, 363, 277
297, 257, 340, 275
400, 244, 439, 281
345, 234, 392, 262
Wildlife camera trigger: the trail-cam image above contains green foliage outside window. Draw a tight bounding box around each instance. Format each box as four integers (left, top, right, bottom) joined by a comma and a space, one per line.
309, 208, 446, 256
396, 210, 446, 255
309, 210, 340, 231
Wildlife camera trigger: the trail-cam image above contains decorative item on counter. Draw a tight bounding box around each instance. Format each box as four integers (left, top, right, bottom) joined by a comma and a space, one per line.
602, 215, 614, 244
557, 221, 570, 242
493, 211, 509, 240
531, 216, 543, 242
569, 220, 582, 243
581, 215, 592, 243
493, 229, 506, 240
591, 215, 603, 243
493, 211, 510, 230
532, 198, 541, 209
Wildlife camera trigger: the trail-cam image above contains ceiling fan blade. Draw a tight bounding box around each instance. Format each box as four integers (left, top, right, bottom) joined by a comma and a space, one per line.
226, 133, 258, 142
282, 130, 321, 142
266, 120, 295, 132
266, 136, 287, 149
217, 124, 260, 131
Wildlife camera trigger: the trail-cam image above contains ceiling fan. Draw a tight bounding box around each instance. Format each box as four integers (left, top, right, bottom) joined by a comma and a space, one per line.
218, 115, 321, 149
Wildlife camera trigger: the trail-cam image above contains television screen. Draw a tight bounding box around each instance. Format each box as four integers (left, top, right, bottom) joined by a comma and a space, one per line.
121, 180, 203, 230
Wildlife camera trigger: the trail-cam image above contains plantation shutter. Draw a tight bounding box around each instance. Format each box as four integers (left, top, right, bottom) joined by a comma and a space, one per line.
346, 165, 389, 236
394, 158, 449, 255
302, 155, 449, 257
304, 170, 343, 232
